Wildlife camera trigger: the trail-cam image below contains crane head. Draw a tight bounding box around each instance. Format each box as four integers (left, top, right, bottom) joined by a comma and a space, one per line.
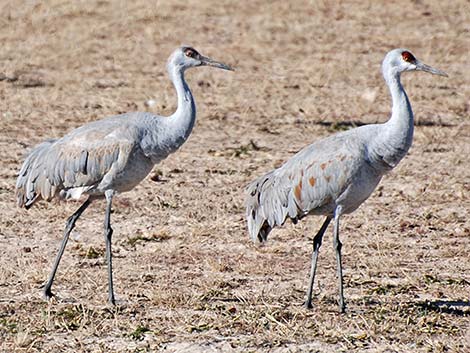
382, 48, 448, 78
168, 46, 234, 72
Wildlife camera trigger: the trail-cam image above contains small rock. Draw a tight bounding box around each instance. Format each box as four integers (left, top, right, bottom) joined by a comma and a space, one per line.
145, 99, 157, 107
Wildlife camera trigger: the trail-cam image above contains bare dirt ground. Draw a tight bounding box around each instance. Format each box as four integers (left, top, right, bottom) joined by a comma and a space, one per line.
1, 0, 469, 352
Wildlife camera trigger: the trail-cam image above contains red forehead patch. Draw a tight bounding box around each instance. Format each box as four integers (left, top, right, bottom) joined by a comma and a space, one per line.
401, 51, 416, 63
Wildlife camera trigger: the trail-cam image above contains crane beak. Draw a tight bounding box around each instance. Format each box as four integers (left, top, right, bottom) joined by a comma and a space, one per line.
200, 55, 234, 71
415, 61, 448, 77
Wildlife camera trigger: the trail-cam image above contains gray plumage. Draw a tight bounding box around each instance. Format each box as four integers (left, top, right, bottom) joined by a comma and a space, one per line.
17, 112, 169, 207
16, 46, 233, 304
245, 49, 447, 312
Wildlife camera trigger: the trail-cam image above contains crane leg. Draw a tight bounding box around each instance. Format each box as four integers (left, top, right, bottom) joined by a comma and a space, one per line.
43, 198, 92, 301
333, 207, 346, 313
304, 216, 332, 309
104, 190, 116, 305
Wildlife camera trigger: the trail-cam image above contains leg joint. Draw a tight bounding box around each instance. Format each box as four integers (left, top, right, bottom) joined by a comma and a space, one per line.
334, 238, 342, 251
105, 227, 113, 239
313, 236, 323, 249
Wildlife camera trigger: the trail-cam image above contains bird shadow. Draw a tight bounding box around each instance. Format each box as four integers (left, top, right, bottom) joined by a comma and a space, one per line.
414, 299, 470, 316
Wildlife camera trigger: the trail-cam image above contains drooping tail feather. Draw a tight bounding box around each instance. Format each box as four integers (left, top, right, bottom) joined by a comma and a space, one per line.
16, 139, 58, 209
245, 170, 300, 243
246, 174, 270, 243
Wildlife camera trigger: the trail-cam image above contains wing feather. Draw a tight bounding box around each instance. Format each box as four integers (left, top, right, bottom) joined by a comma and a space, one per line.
246, 130, 365, 242
16, 116, 141, 208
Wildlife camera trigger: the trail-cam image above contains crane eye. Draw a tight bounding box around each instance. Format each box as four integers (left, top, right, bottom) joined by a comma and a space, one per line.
184, 49, 197, 58
401, 51, 416, 63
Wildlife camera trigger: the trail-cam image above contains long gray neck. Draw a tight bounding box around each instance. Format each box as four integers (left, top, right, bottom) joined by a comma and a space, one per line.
369, 70, 414, 170
139, 64, 197, 163
166, 65, 196, 144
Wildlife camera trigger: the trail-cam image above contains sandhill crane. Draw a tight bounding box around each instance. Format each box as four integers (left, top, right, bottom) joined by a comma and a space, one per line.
245, 49, 447, 313
16, 46, 233, 304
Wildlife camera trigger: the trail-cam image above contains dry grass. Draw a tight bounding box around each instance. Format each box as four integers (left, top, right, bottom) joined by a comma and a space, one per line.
1, 0, 469, 352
